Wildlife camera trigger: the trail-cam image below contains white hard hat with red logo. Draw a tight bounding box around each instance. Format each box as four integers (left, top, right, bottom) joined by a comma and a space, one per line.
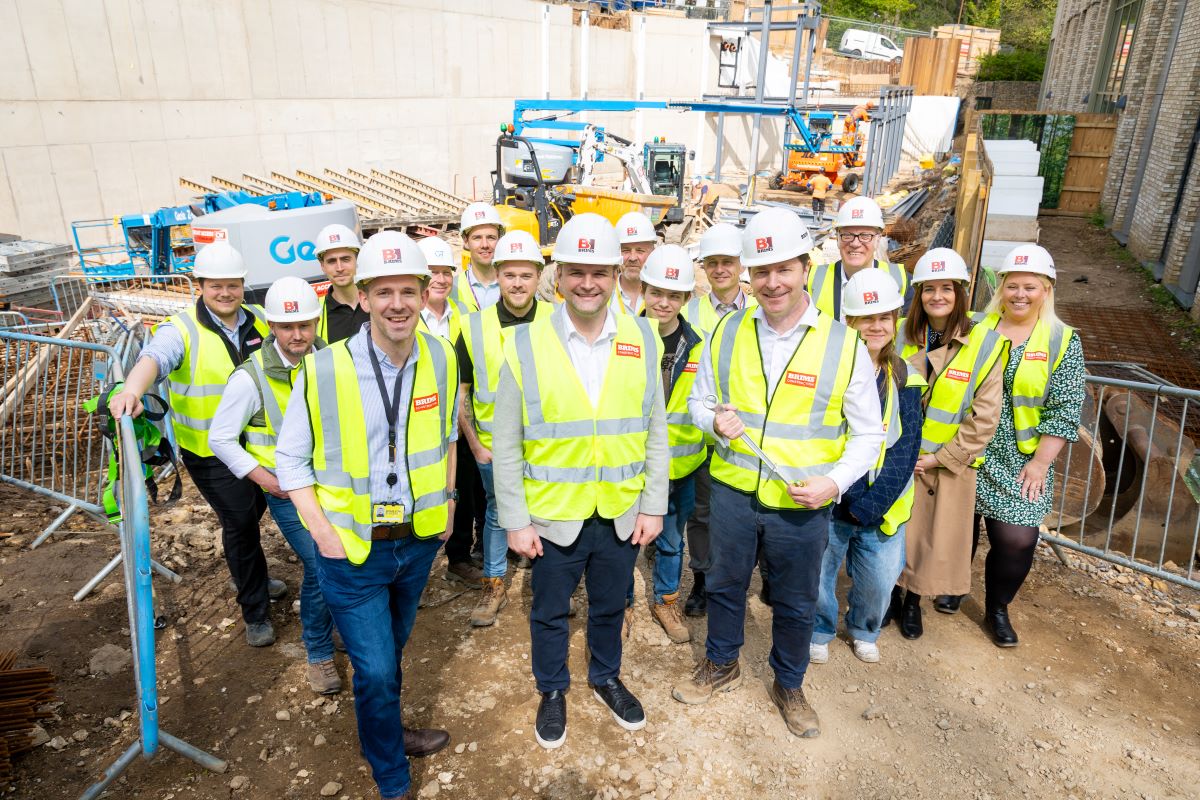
355, 230, 430, 283
460, 202, 504, 236
835, 196, 885, 230
615, 211, 656, 245
494, 230, 546, 267
314, 223, 361, 258
551, 213, 621, 266
841, 269, 903, 317
998, 243, 1056, 282
912, 247, 971, 284
264, 276, 321, 322
417, 236, 456, 270
740, 207, 814, 268
698, 223, 743, 260
193, 241, 248, 279
641, 244, 695, 292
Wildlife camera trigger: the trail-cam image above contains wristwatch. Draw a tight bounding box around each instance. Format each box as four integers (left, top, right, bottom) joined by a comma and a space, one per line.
448, 488, 460, 502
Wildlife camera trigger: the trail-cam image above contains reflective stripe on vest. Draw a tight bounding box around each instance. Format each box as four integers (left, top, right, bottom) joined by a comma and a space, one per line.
975, 313, 1073, 454
808, 259, 909, 318
450, 271, 484, 314
243, 350, 292, 471
154, 306, 268, 458
681, 293, 758, 338
710, 309, 857, 509
919, 324, 1008, 463
504, 310, 657, 521
417, 296, 465, 343
665, 338, 706, 480
304, 332, 455, 565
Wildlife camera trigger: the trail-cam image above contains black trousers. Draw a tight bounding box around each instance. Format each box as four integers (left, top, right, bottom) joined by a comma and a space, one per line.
812, 197, 826, 217
182, 450, 269, 624
446, 437, 485, 565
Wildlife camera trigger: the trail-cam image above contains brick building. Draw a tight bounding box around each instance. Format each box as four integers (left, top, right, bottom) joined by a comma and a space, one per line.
1041, 0, 1200, 315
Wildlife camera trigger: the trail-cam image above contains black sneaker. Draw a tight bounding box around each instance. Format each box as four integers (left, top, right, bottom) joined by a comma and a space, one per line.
591, 677, 646, 731
535, 690, 567, 749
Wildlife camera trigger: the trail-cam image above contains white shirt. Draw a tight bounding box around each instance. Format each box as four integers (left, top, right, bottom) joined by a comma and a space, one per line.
420, 303, 453, 339
687, 293, 884, 496
611, 281, 645, 317
562, 307, 619, 407
709, 288, 749, 316
209, 341, 302, 480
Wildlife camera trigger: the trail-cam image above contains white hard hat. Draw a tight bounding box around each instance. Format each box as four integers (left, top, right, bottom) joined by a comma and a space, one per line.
616, 212, 656, 245
912, 247, 971, 284
460, 202, 504, 236
193, 242, 247, 280
355, 230, 430, 283
551, 213, 621, 267
417, 236, 456, 270
641, 244, 696, 292
494, 230, 545, 267
842, 269, 904, 317
314, 223, 361, 257
698, 223, 743, 260
835, 196, 885, 230
741, 207, 814, 268
263, 276, 321, 323
998, 243, 1056, 282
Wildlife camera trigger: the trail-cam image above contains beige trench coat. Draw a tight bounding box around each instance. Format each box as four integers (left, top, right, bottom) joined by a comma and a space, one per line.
898, 328, 1007, 596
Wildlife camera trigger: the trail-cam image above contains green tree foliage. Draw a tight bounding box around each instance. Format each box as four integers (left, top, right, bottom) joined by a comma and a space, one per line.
975, 48, 1047, 80
824, 0, 1057, 54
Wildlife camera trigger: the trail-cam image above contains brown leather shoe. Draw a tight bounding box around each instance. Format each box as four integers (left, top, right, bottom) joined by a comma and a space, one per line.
403, 727, 450, 757
446, 561, 484, 589
768, 679, 820, 738
470, 577, 509, 627
650, 593, 691, 643
671, 658, 742, 705
305, 659, 342, 695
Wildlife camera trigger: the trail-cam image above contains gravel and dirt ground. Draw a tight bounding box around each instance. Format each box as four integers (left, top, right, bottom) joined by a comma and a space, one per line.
2, 217, 1199, 800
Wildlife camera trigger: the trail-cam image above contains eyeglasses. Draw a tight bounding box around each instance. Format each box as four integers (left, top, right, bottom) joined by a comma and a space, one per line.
838, 232, 879, 244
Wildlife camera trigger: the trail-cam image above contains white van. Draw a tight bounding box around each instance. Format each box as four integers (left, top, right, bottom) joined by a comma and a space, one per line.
839, 29, 904, 62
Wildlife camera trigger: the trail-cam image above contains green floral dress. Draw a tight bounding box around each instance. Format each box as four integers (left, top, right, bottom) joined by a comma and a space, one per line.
975, 331, 1086, 526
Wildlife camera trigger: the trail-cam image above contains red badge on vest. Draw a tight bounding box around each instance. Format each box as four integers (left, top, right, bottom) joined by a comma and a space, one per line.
616, 342, 641, 358
413, 392, 439, 412
785, 371, 817, 388
1024, 350, 1048, 362
683, 361, 698, 373
946, 368, 971, 382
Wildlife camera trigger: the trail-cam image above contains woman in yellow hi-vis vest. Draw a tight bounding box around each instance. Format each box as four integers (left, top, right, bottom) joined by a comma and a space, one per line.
810, 269, 925, 667
894, 248, 1008, 640
972, 245, 1084, 647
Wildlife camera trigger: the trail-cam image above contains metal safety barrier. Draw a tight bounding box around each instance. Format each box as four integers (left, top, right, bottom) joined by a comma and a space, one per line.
862, 86, 913, 198
52, 273, 196, 321
1045, 372, 1200, 591
78, 416, 226, 800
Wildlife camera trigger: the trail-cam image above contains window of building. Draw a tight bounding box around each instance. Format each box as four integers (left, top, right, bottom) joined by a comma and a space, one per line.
1090, 0, 1143, 113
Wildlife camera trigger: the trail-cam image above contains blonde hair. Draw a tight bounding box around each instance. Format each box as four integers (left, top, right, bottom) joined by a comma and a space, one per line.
984, 273, 1064, 329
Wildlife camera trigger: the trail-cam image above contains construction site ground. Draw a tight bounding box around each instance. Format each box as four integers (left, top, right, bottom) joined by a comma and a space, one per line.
3, 217, 1200, 800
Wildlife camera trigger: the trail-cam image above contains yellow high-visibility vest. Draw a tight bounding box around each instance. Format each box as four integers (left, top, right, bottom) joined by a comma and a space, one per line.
302, 332, 456, 565
503, 310, 658, 521
870, 361, 927, 535
241, 347, 293, 471
681, 292, 759, 338
665, 337, 707, 480
154, 305, 268, 458
709, 309, 858, 509
918, 323, 1009, 464
974, 313, 1074, 454
460, 300, 554, 450
808, 259, 909, 318
416, 297, 466, 344
449, 269, 496, 314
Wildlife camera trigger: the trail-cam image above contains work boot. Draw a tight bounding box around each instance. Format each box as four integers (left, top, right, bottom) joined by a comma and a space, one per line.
899, 592, 923, 640
934, 594, 963, 614
768, 679, 821, 738
684, 571, 707, 617
623, 606, 635, 640
650, 593, 691, 643
403, 727, 450, 757
672, 658, 742, 705
227, 576, 288, 600
985, 602, 1019, 647
446, 561, 484, 589
306, 659, 342, 695
881, 585, 903, 628
470, 577, 509, 627
245, 621, 275, 647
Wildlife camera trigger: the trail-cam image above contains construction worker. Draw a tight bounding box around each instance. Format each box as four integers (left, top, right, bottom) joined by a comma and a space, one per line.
456, 229, 554, 628
275, 230, 458, 800
450, 202, 504, 313
626, 244, 705, 644
108, 242, 280, 647
808, 172, 832, 218
493, 212, 667, 750
671, 207, 884, 739
314, 223, 369, 343
208, 276, 341, 694
807, 196, 910, 322
679, 222, 758, 617
417, 236, 466, 342
611, 211, 656, 316
808, 270, 923, 668
893, 248, 1007, 639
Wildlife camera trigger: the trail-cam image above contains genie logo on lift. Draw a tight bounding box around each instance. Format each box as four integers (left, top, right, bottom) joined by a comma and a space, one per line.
270, 236, 318, 265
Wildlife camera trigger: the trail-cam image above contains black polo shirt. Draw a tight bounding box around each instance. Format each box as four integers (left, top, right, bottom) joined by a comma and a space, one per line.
455, 301, 541, 385
322, 291, 370, 343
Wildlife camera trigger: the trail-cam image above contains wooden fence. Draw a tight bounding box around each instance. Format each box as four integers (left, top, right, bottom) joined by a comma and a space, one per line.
953, 130, 995, 309
899, 36, 960, 96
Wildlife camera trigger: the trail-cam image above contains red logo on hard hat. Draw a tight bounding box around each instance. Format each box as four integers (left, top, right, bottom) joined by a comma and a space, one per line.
755, 237, 773, 253
577, 238, 596, 253
851, 209, 863, 219
474, 211, 486, 219
616, 342, 641, 358
329, 234, 340, 243
626, 226, 638, 236
862, 291, 879, 304
381, 248, 403, 263
283, 300, 299, 313
665, 267, 680, 279
511, 242, 524, 253
1014, 255, 1029, 265
931, 261, 945, 272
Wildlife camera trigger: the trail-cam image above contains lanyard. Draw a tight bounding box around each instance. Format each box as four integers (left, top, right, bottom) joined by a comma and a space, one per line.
367, 340, 407, 489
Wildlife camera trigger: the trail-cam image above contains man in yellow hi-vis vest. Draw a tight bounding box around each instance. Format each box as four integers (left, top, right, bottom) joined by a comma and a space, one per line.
806, 195, 911, 321
671, 207, 884, 740
109, 242, 280, 647
275, 230, 458, 800
493, 213, 668, 751
314, 223, 369, 343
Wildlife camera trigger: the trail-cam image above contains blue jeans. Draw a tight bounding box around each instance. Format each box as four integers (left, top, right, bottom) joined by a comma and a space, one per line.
476, 459, 506, 579
314, 535, 443, 799
812, 519, 907, 645
265, 494, 335, 662
705, 482, 829, 690
627, 476, 696, 604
